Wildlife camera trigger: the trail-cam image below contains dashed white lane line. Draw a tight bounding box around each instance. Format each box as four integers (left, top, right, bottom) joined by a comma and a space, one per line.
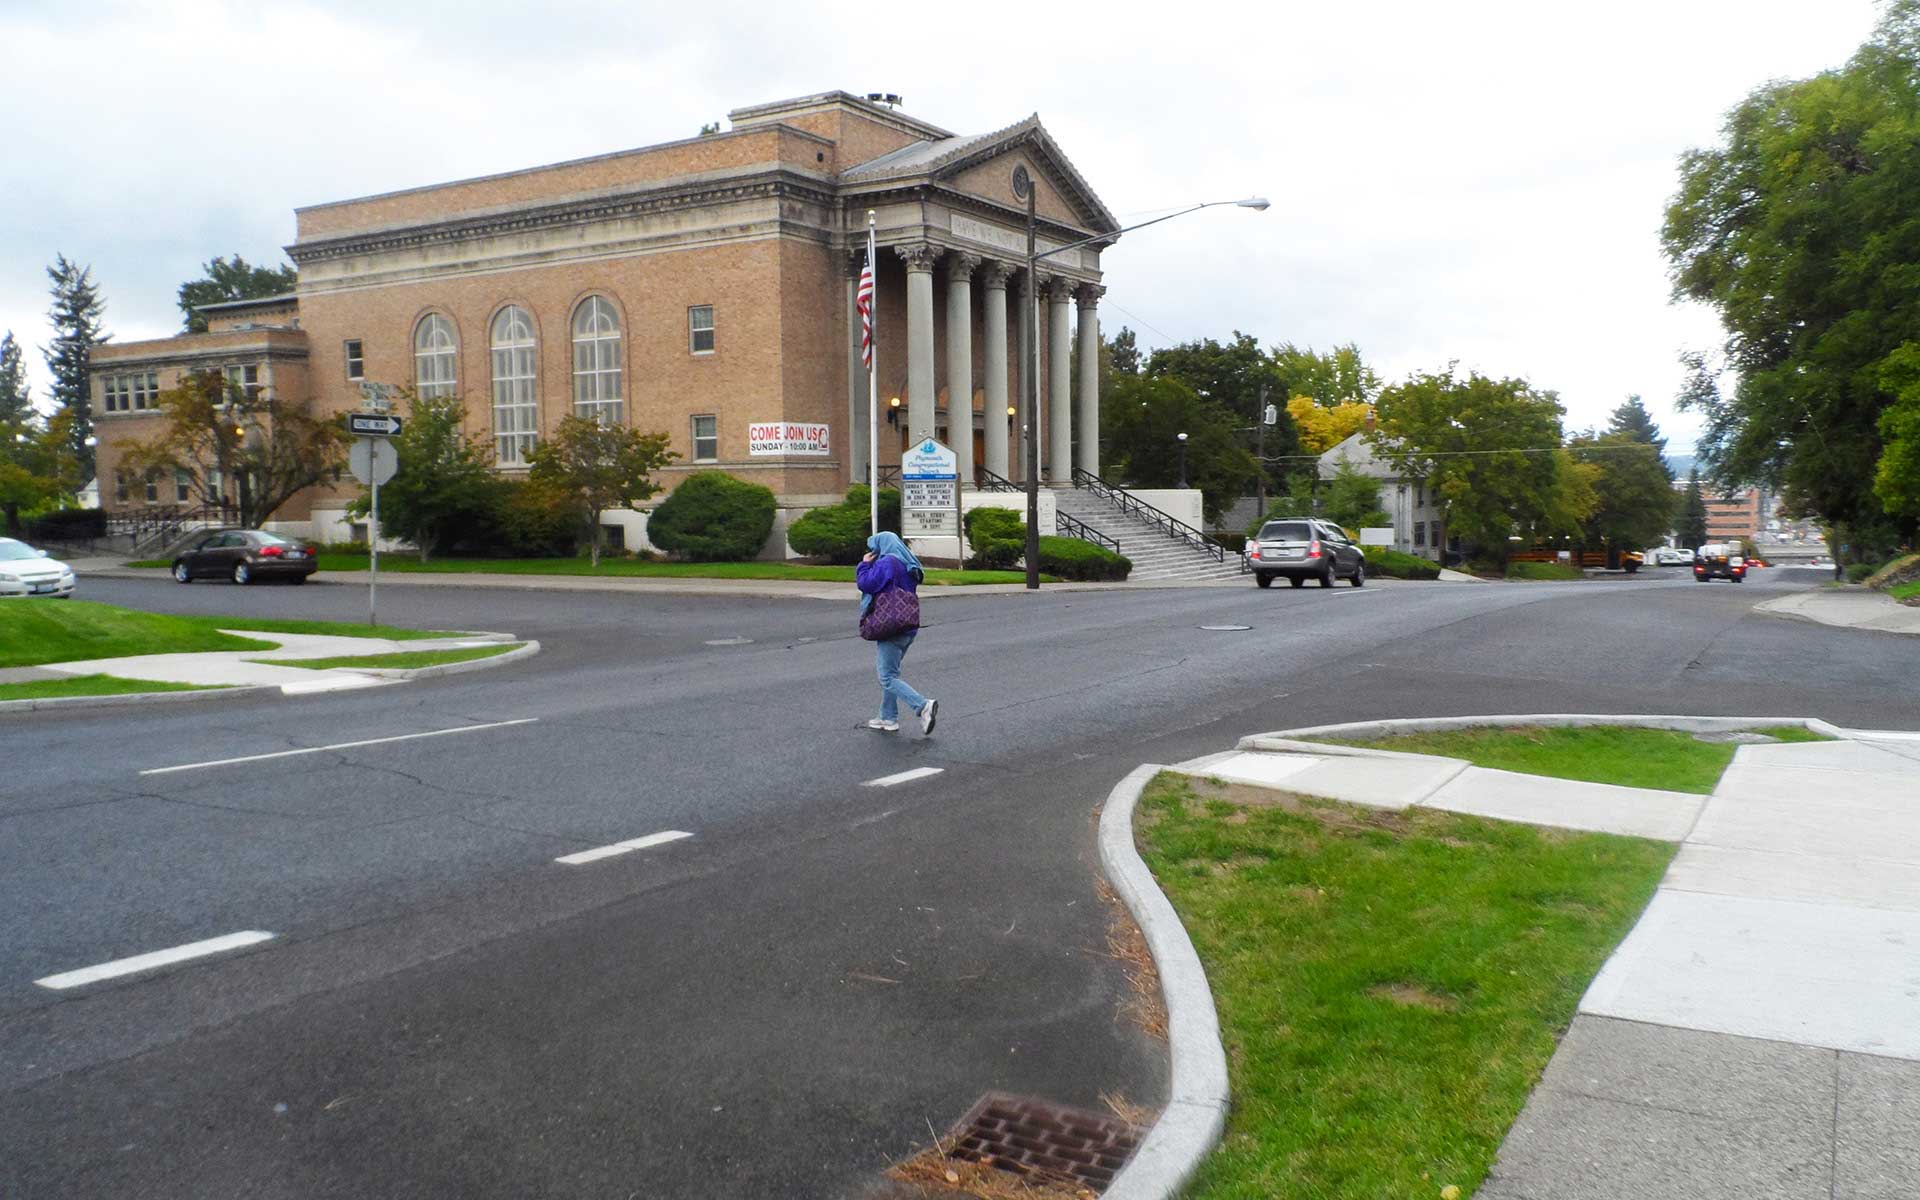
864, 767, 945, 788
139, 718, 540, 776
554, 830, 693, 866
35, 931, 276, 990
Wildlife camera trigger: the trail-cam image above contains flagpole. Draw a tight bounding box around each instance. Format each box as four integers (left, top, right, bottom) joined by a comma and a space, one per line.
867, 211, 880, 536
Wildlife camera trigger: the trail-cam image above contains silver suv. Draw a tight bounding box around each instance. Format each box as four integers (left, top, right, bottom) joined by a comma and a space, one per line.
1247, 518, 1367, 589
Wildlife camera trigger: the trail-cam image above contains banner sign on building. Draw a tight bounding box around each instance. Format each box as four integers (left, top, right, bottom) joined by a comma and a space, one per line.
902, 438, 959, 538
747, 422, 831, 456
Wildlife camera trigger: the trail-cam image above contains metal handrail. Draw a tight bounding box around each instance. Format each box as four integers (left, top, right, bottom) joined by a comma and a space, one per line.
1070, 467, 1225, 563
976, 468, 1022, 493
874, 466, 901, 488
1055, 510, 1121, 554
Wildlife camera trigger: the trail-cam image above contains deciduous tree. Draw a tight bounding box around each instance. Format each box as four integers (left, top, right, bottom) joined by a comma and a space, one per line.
177, 255, 298, 333
526, 415, 676, 566
1287, 396, 1372, 453
1371, 366, 1567, 564
44, 255, 108, 479
116, 369, 346, 528
1875, 343, 1920, 522
1102, 373, 1258, 523
1662, 2, 1920, 544
0, 411, 80, 536
1270, 342, 1380, 406
347, 392, 497, 563
1572, 433, 1676, 553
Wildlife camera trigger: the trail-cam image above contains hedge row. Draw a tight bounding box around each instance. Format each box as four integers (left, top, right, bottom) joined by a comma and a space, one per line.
788, 485, 901, 563
1362, 546, 1441, 580
963, 505, 1131, 580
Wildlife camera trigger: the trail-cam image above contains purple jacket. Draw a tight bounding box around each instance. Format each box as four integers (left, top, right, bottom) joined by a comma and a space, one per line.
856, 555, 921, 599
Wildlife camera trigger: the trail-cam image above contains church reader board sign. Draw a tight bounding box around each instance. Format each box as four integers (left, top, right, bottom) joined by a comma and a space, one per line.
902, 438, 959, 539
747, 422, 831, 456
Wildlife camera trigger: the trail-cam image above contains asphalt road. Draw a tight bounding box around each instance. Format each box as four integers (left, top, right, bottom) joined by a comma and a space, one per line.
4, 566, 1915, 1198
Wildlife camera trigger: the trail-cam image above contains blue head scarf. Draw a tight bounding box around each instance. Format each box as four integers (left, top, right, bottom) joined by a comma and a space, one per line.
861, 532, 924, 614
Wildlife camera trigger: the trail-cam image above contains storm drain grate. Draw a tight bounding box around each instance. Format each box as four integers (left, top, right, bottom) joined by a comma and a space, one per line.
944, 1092, 1143, 1192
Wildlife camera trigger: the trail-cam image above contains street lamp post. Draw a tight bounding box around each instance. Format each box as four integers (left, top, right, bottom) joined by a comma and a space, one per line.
1176, 432, 1189, 488
1022, 194, 1269, 589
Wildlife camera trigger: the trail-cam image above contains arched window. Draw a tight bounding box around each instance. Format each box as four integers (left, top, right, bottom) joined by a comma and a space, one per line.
571, 296, 623, 424
490, 306, 538, 465
414, 314, 458, 399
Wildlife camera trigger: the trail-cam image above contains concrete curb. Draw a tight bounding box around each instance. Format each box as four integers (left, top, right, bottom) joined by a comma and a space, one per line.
1097, 764, 1230, 1200
353, 640, 541, 680
0, 683, 279, 716
1238, 713, 1845, 747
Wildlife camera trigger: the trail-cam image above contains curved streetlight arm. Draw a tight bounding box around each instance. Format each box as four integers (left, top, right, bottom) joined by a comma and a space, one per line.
1032, 197, 1270, 264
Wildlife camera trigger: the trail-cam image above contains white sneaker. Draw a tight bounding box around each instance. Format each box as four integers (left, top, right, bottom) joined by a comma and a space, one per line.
866, 718, 899, 732
919, 698, 938, 736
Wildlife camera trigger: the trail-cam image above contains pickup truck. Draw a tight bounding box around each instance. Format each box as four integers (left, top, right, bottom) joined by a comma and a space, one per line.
1693, 544, 1747, 583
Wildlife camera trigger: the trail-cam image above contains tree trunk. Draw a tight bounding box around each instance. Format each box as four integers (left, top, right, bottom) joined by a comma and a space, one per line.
589, 512, 602, 567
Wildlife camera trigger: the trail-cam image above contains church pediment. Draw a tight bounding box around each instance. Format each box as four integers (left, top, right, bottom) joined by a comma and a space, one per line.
840, 116, 1117, 236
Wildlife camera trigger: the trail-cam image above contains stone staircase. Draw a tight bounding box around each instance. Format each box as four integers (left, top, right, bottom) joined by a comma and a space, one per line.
1051, 486, 1245, 582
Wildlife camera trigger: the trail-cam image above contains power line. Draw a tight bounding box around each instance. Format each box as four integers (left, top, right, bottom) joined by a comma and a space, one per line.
1258, 442, 1673, 464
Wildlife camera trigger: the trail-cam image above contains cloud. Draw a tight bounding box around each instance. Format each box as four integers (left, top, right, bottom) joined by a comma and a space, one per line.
0, 0, 1884, 455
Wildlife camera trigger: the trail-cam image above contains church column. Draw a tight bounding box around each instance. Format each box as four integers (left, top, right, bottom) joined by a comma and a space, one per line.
845, 253, 869, 482
896, 243, 939, 445
980, 261, 1013, 479
1047, 277, 1074, 483
945, 251, 979, 485
1076, 284, 1105, 479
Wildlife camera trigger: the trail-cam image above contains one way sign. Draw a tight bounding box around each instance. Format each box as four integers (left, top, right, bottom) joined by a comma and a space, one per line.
347, 412, 403, 437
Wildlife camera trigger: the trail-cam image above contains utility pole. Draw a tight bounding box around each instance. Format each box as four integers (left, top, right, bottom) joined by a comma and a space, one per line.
1255, 382, 1269, 521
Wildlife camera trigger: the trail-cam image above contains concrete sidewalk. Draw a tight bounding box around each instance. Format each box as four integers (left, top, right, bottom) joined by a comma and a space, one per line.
1757, 586, 1920, 635
1173, 725, 1920, 1199
36, 630, 521, 696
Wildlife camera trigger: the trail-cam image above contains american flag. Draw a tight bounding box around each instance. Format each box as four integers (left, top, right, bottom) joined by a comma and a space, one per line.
856, 246, 876, 370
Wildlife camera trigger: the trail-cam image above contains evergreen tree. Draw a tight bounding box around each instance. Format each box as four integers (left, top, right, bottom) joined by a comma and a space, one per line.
176, 255, 299, 333
44, 255, 109, 479
1678, 468, 1710, 548
1606, 395, 1669, 458
1108, 327, 1141, 375
0, 333, 31, 426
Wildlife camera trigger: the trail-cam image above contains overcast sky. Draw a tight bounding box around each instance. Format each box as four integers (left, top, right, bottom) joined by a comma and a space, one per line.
0, 0, 1889, 453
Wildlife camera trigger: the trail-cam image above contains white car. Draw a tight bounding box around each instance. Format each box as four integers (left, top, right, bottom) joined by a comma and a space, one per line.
1648, 547, 1694, 566
0, 537, 76, 598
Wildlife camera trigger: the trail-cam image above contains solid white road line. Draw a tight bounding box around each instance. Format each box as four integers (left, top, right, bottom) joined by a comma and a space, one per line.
139, 718, 540, 776
554, 830, 693, 866
35, 931, 275, 990
864, 767, 945, 788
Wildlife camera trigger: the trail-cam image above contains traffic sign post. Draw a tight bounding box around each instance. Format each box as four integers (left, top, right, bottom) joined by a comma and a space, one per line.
346, 408, 402, 626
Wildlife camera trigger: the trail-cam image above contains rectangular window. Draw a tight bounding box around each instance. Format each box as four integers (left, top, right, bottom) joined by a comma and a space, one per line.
1414, 521, 1426, 547
103, 375, 125, 413
144, 470, 159, 504
114, 473, 129, 503
224, 364, 262, 402
1415, 484, 1425, 508
692, 414, 718, 461
689, 305, 715, 354
175, 469, 192, 503
344, 339, 364, 380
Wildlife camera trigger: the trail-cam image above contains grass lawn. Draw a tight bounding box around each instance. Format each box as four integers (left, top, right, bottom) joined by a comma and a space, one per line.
1135, 772, 1675, 1200
307, 553, 1046, 586
261, 644, 521, 671
0, 599, 453, 669
0, 674, 226, 701
1891, 579, 1920, 602
1317, 724, 1827, 794
1506, 561, 1585, 581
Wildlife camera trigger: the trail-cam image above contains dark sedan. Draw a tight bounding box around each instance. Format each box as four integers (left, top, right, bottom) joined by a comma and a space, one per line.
172, 530, 319, 585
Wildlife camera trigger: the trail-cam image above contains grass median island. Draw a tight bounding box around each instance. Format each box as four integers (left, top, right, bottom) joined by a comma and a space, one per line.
0, 674, 227, 701
260, 643, 521, 671
308, 553, 1043, 585
1315, 723, 1829, 794
0, 599, 457, 668
1135, 772, 1675, 1199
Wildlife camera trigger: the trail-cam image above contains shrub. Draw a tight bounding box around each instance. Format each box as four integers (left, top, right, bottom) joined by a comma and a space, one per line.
787, 484, 900, 563
1363, 546, 1441, 579
1864, 553, 1920, 590
1847, 562, 1880, 583
1508, 560, 1584, 581
964, 505, 1027, 570
1035, 535, 1131, 581
24, 508, 107, 541
646, 471, 775, 562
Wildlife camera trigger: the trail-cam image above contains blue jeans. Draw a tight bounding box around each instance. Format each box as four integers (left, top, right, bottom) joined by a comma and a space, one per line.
875, 631, 927, 721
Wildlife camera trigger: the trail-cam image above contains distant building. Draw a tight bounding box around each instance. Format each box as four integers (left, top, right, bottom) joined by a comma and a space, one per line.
86, 91, 1120, 551
1702, 487, 1762, 543
1317, 432, 1446, 561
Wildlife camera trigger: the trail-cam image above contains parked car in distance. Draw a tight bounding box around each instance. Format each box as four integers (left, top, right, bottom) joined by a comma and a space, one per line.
1693, 542, 1747, 583
1246, 518, 1367, 589
172, 530, 319, 585
0, 537, 76, 598
1648, 546, 1693, 566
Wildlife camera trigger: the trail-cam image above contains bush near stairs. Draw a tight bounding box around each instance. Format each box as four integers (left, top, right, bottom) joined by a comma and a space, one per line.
964, 507, 1131, 580
1363, 546, 1441, 579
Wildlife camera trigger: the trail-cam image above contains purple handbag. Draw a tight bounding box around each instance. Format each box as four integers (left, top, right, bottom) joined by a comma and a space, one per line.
859, 585, 920, 641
